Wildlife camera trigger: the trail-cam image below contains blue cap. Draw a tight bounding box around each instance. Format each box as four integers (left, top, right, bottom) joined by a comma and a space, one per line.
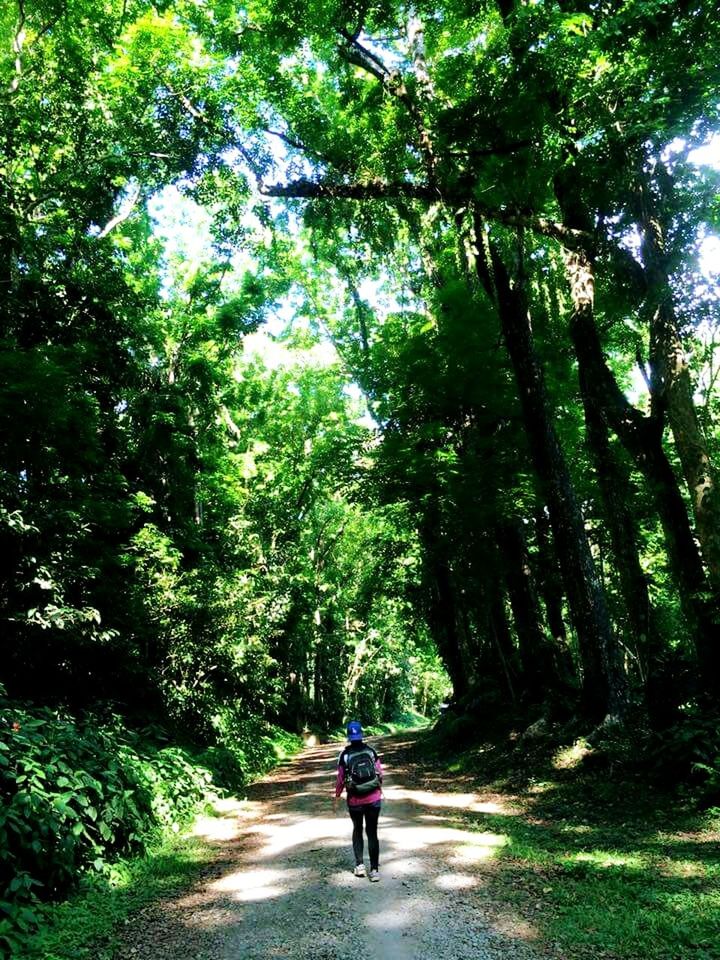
346, 721, 363, 741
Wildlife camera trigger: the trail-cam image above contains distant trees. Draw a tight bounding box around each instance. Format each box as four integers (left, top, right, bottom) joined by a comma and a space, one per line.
2, 0, 720, 734
192, 0, 720, 724
0, 0, 444, 733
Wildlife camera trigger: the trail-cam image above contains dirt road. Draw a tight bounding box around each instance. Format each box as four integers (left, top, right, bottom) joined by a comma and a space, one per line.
114, 734, 543, 960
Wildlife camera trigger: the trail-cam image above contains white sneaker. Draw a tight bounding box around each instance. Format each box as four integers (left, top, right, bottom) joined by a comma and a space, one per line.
353, 864, 366, 877
369, 869, 380, 882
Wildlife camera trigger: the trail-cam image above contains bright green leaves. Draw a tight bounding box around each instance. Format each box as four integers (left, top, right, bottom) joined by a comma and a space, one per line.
561, 13, 594, 37
0, 690, 226, 948
99, 9, 227, 185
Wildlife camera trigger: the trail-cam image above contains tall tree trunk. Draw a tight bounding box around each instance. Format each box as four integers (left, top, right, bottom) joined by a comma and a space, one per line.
488, 584, 520, 704
531, 507, 577, 695
533, 506, 568, 646
471, 227, 627, 721
567, 251, 720, 698
579, 368, 664, 693
420, 514, 470, 701
638, 171, 720, 591
497, 516, 559, 703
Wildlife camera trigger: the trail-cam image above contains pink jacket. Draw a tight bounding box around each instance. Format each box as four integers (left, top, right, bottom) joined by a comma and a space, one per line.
335, 747, 384, 807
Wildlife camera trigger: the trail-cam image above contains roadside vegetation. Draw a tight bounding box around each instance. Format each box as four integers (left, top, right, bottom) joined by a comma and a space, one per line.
420, 716, 720, 960
2, 0, 720, 956
13, 829, 218, 960
0, 687, 302, 956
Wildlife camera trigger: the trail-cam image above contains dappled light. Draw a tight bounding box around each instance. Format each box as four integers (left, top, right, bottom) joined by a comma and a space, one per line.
192, 814, 242, 844
365, 898, 437, 930
105, 737, 543, 960
565, 851, 644, 870
451, 842, 505, 865
4, 1, 720, 957
379, 819, 507, 856
435, 873, 479, 890
213, 867, 299, 903
552, 740, 591, 770
387, 785, 510, 816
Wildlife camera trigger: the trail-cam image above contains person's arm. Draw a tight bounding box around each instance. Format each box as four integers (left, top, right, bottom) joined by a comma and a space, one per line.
335, 763, 346, 798
333, 753, 345, 808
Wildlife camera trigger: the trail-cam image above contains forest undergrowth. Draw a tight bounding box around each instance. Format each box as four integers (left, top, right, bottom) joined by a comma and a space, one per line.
0, 685, 303, 957
416, 715, 720, 960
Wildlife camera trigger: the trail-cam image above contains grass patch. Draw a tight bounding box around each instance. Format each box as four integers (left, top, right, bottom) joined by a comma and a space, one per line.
14, 822, 219, 960
419, 723, 720, 959
476, 808, 720, 959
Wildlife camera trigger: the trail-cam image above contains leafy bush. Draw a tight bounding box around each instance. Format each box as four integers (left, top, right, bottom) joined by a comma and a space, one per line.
693, 755, 720, 808
646, 706, 720, 806
0, 682, 303, 954
0, 690, 215, 955
649, 707, 720, 773
202, 707, 302, 789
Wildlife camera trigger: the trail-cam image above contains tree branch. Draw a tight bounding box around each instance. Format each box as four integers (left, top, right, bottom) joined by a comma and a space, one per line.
338, 27, 391, 80
97, 183, 142, 239
261, 177, 593, 248
337, 27, 440, 186
9, 0, 26, 94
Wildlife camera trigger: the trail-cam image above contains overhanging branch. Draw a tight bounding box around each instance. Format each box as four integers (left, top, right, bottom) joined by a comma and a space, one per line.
261, 177, 592, 249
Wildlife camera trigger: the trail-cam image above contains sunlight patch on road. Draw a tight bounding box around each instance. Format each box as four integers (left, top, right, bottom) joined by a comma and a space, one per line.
435, 872, 478, 890
366, 897, 437, 930
384, 821, 508, 865
192, 798, 251, 842
192, 814, 241, 842
386, 785, 509, 815
253, 814, 348, 858
211, 867, 299, 902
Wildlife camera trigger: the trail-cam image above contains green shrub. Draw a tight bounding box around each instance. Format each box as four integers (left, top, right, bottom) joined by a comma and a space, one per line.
0, 692, 213, 955
202, 707, 302, 788
649, 706, 720, 790
0, 682, 302, 955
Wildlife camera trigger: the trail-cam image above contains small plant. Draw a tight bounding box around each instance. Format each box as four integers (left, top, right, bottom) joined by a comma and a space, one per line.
649, 706, 720, 803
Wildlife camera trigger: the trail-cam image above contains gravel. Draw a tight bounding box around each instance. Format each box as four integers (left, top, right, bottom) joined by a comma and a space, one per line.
113, 736, 544, 960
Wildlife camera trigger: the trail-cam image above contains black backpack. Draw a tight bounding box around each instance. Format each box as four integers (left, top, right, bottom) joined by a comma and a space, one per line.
344, 746, 380, 795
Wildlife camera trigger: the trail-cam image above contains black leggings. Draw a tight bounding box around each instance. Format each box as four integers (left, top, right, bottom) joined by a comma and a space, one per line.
349, 804, 380, 870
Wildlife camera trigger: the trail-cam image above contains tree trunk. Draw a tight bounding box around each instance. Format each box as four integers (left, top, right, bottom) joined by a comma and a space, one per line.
488, 585, 520, 704
532, 508, 577, 697
477, 236, 627, 721
639, 174, 720, 591
579, 368, 664, 692
420, 516, 470, 700
568, 253, 720, 697
497, 517, 558, 703
533, 507, 568, 646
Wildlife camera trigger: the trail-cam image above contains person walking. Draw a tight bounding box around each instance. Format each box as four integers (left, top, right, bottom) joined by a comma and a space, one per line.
333, 720, 384, 882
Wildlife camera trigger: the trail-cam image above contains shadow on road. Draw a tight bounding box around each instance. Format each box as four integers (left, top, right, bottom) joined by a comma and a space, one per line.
113, 734, 541, 960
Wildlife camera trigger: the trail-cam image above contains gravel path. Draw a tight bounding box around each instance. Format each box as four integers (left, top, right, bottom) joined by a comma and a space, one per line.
113, 734, 543, 960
